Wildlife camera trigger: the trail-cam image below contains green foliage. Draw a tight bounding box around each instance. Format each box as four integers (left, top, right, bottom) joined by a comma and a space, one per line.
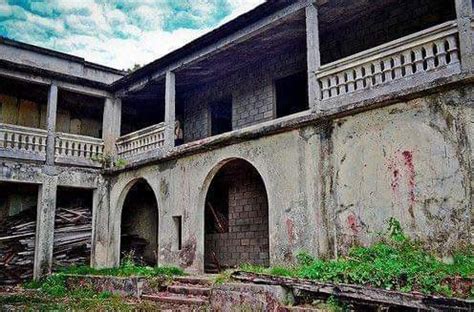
326, 296, 349, 312
241, 219, 474, 298
214, 269, 235, 285
55, 256, 184, 278
114, 158, 128, 168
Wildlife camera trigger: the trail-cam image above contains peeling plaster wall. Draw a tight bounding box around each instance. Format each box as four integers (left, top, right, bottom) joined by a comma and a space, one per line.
330, 88, 472, 256
97, 85, 473, 271
101, 127, 321, 271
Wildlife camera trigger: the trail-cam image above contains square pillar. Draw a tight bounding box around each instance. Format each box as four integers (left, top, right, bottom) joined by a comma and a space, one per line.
45, 83, 58, 166
456, 0, 474, 71
90, 180, 111, 269
306, 2, 321, 112
102, 97, 122, 157
165, 71, 176, 149
33, 176, 57, 280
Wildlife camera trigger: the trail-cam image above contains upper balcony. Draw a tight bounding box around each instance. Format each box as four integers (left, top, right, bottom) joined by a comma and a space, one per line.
0, 77, 106, 168
2, 1, 464, 168
111, 0, 466, 167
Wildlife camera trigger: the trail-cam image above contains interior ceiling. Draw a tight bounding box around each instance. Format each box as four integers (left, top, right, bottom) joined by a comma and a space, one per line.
317, 0, 399, 32
175, 10, 306, 88
127, 0, 400, 96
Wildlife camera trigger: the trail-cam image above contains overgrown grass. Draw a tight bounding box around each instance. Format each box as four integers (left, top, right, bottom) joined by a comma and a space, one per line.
241, 218, 474, 298
23, 255, 184, 299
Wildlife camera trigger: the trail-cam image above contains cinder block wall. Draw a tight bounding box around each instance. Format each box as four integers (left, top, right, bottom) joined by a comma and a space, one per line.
320, 0, 456, 64
182, 47, 307, 143
205, 161, 269, 269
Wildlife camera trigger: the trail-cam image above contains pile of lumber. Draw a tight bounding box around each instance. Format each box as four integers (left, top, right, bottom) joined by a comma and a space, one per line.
0, 207, 92, 284
52, 207, 92, 268
0, 209, 36, 284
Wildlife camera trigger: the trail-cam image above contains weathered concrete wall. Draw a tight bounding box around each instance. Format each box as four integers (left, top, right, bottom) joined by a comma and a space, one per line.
329, 88, 472, 256
96, 83, 472, 271
99, 126, 321, 271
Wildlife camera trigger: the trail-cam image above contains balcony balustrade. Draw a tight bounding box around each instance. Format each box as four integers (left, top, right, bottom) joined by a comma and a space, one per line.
0, 123, 48, 161
116, 123, 166, 161
316, 21, 461, 107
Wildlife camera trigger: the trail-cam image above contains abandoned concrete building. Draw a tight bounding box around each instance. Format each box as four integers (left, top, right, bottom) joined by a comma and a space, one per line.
0, 0, 473, 282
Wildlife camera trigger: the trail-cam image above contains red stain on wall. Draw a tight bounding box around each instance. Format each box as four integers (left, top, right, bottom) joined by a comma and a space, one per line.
402, 150, 416, 218
347, 213, 360, 234
386, 150, 416, 218
286, 218, 296, 243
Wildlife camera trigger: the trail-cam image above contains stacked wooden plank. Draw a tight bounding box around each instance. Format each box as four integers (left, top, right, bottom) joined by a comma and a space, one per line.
52, 207, 92, 268
0, 207, 92, 284
0, 209, 36, 284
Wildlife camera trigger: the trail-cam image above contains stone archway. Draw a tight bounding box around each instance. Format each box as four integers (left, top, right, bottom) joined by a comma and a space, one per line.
120, 179, 158, 266
203, 159, 269, 273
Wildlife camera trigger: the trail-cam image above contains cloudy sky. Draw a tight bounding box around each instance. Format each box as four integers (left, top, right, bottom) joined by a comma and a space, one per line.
0, 0, 264, 70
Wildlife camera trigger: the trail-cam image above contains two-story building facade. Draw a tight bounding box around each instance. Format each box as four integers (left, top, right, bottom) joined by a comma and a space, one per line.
0, 0, 473, 280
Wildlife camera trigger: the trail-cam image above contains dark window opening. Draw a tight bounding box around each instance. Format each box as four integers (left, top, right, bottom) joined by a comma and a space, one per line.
275, 72, 308, 118
210, 97, 232, 136
173, 216, 182, 251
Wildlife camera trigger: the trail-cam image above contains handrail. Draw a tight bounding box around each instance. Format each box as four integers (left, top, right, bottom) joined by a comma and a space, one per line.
116, 122, 166, 144
317, 21, 458, 77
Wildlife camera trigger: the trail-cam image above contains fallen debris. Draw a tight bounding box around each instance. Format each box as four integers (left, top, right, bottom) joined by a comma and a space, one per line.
0, 207, 92, 284
232, 271, 474, 311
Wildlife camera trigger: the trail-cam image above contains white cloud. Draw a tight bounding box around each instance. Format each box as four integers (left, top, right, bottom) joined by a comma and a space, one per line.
0, 0, 265, 70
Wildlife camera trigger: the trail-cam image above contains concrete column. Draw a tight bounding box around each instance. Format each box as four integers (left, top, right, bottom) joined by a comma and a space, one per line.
45, 83, 58, 166
90, 180, 111, 268
102, 97, 122, 157
165, 71, 176, 149
33, 176, 57, 280
456, 0, 474, 71
305, 2, 321, 112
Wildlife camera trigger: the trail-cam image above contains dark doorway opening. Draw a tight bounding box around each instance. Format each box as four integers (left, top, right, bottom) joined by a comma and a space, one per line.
120, 179, 158, 266
275, 71, 308, 118
210, 96, 232, 136
204, 159, 269, 273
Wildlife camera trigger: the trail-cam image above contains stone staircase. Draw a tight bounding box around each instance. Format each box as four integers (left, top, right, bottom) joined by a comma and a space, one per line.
141, 276, 213, 310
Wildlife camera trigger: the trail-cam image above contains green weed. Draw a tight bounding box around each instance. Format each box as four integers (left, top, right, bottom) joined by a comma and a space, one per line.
240, 219, 474, 298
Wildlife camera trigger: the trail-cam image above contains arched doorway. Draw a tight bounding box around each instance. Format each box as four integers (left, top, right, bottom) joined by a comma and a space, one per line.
204, 159, 269, 273
120, 179, 158, 266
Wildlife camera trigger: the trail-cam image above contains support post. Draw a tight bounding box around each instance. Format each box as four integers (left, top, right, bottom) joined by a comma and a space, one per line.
33, 176, 57, 280
102, 97, 122, 158
456, 0, 474, 72
306, 1, 321, 112
45, 83, 58, 166
165, 71, 176, 149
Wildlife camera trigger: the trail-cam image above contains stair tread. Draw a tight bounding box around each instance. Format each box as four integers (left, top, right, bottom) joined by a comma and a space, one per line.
167, 285, 211, 296
142, 293, 209, 305
173, 276, 214, 285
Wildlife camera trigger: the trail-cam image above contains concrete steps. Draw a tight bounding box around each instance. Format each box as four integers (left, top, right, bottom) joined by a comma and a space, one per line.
141, 276, 213, 309
141, 293, 208, 306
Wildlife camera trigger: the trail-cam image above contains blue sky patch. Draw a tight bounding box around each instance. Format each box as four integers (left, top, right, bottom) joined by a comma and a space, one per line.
0, 0, 264, 69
